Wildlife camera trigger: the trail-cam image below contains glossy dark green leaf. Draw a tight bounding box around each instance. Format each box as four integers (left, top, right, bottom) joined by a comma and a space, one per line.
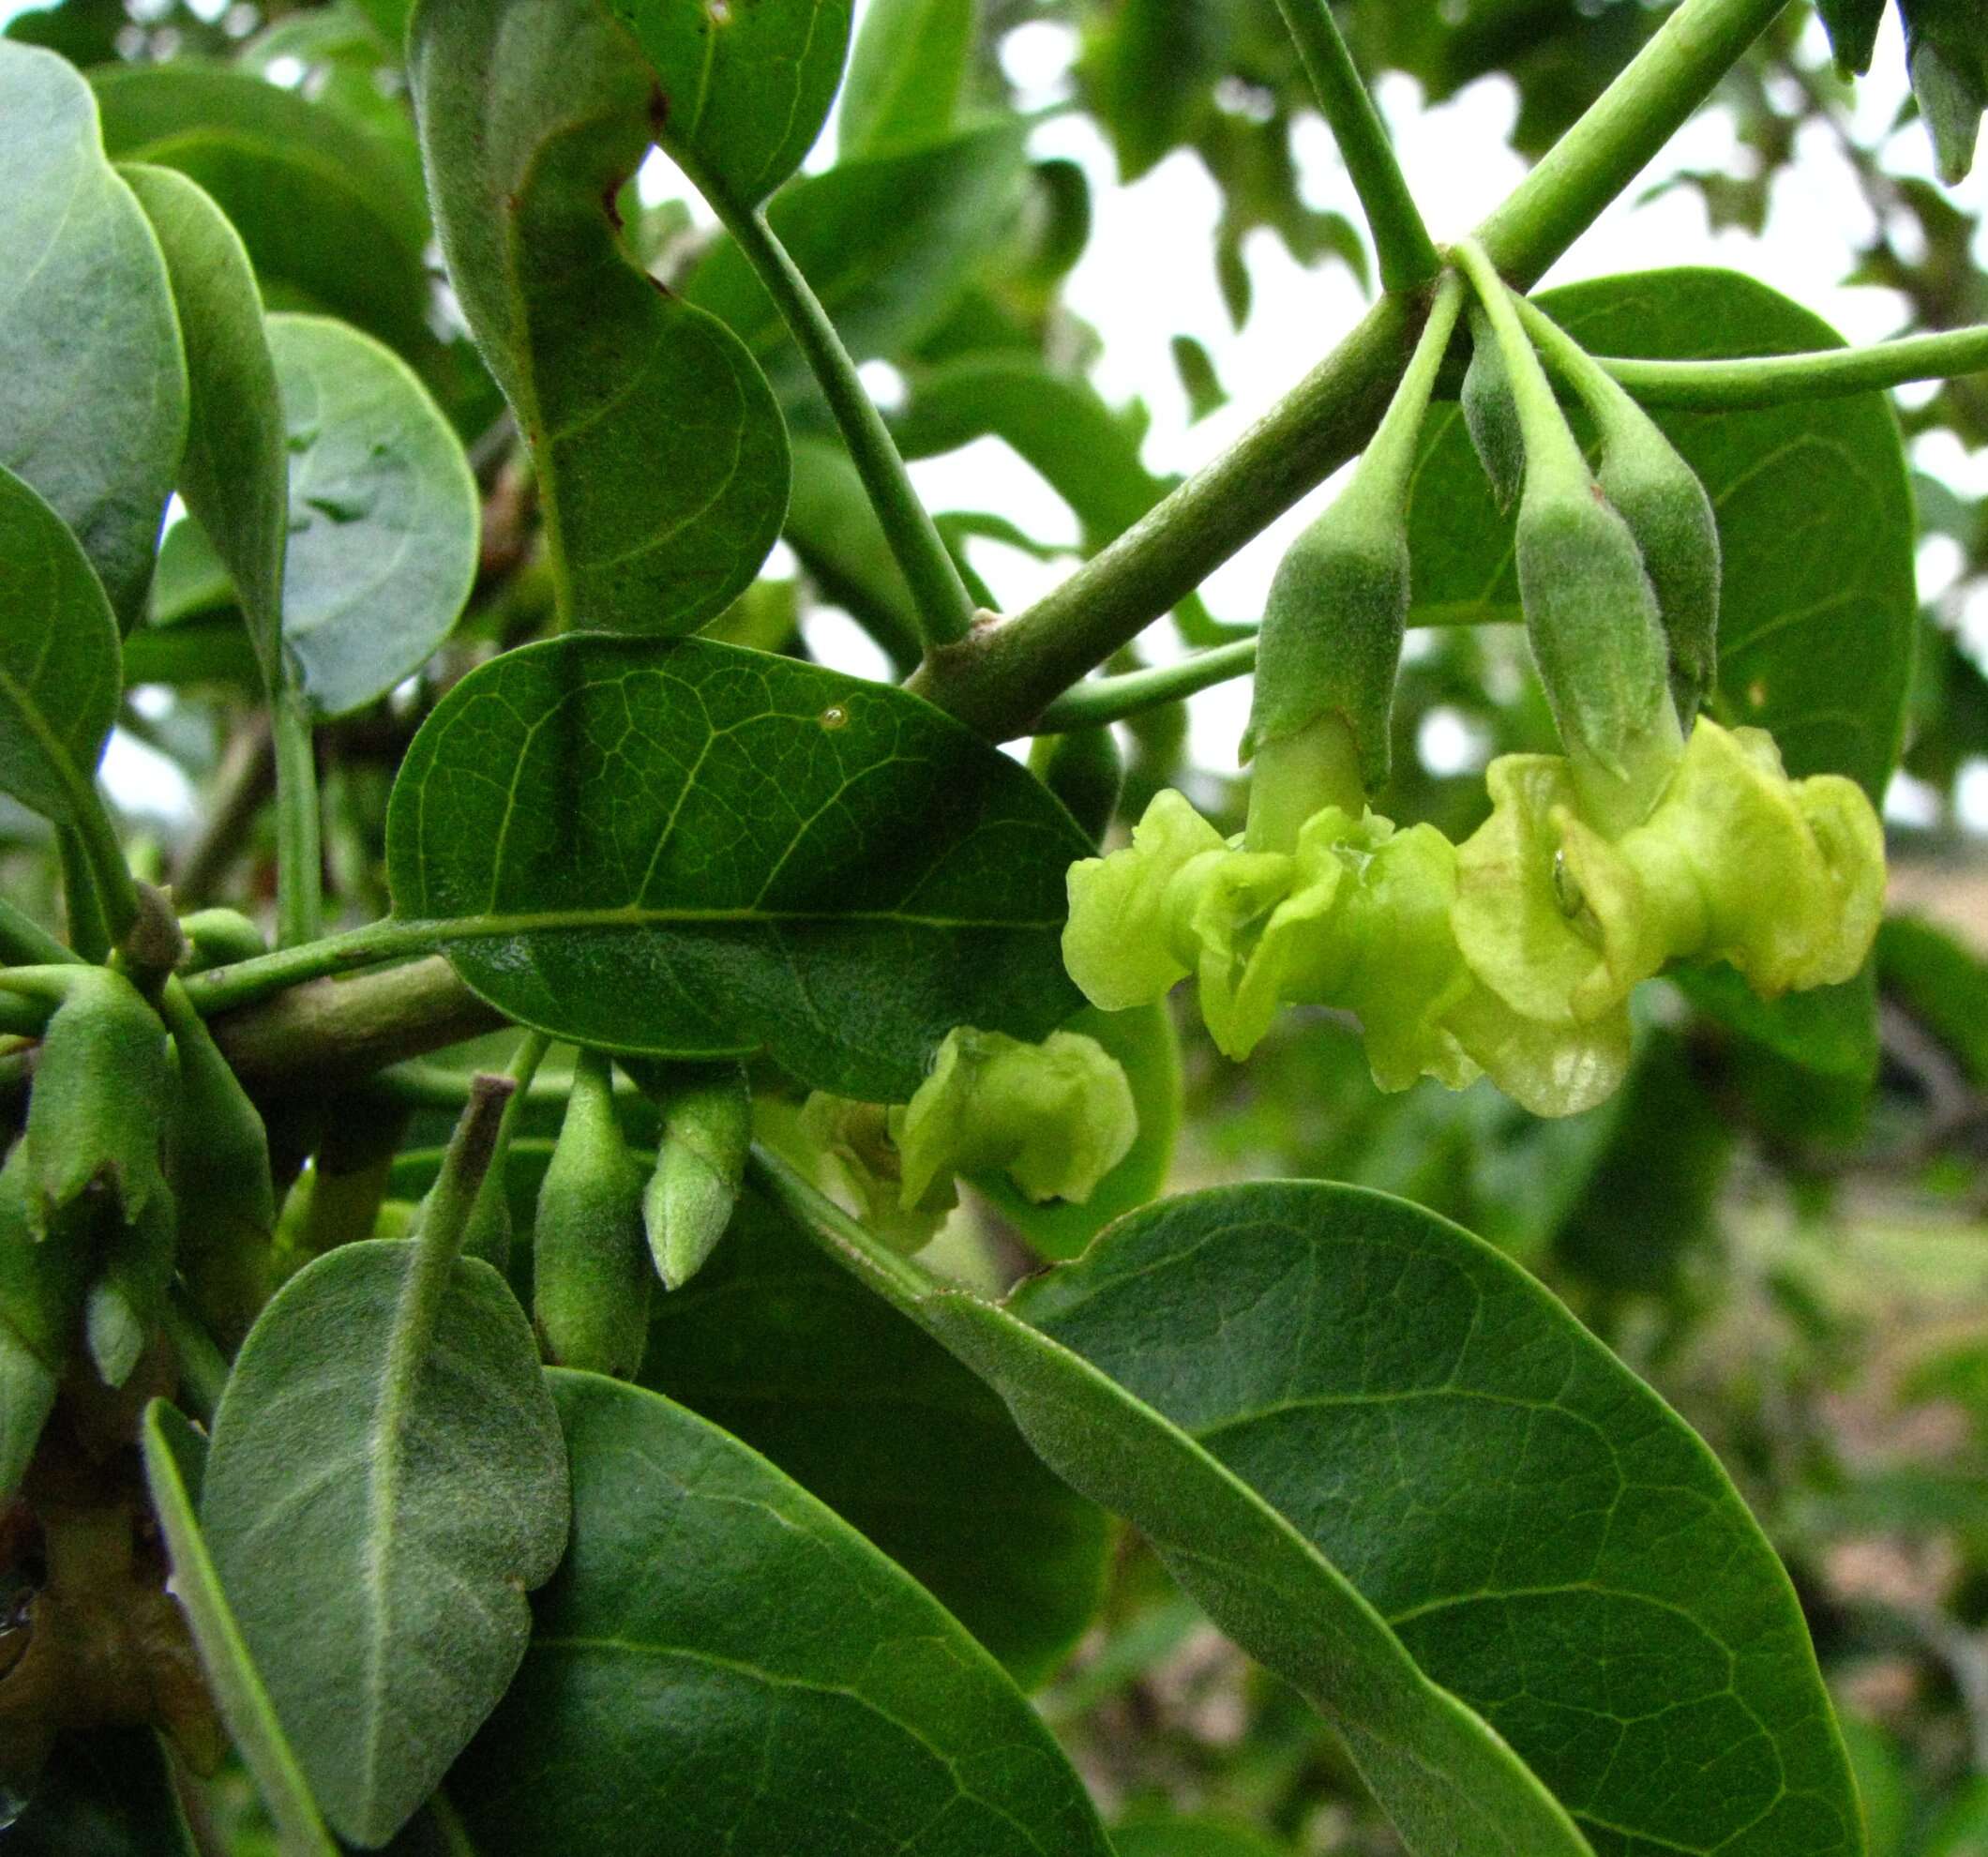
837, 0, 974, 157
641, 1186, 1110, 1686
409, 0, 789, 636
92, 62, 432, 356
604, 0, 852, 208
3, 1729, 197, 1857
0, 465, 123, 828
685, 121, 1028, 395
974, 1001, 1180, 1262
1407, 268, 1914, 798
1111, 1814, 1291, 1857
385, 634, 1088, 1101
752, 1161, 1595, 1857
200, 1240, 569, 1848
444, 1369, 1114, 1856
0, 41, 185, 627
139, 1401, 340, 1857
1013, 1183, 1863, 1857
121, 163, 287, 688
267, 313, 479, 717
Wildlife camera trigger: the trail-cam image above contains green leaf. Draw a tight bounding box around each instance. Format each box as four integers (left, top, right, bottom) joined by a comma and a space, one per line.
784, 434, 923, 672
753, 1160, 1596, 1857
200, 1240, 569, 1848
139, 1400, 340, 1857
1406, 267, 1915, 1074
2, 1729, 198, 1857
441, 1369, 1114, 1856
685, 120, 1028, 394
385, 634, 1088, 1101
837, 0, 974, 157
641, 1186, 1111, 1687
267, 313, 480, 717
0, 464, 123, 829
120, 163, 287, 688
973, 1000, 1181, 1262
92, 62, 433, 356
1012, 1183, 1863, 1857
604, 0, 852, 208
1407, 268, 1914, 799
1111, 1814, 1291, 1857
0, 40, 186, 627
408, 0, 790, 637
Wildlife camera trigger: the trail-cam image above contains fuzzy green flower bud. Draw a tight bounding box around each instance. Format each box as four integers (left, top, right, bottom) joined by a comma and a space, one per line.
1904, 0, 1988, 183
6, 966, 172, 1232
1462, 302, 1525, 514
533, 1049, 650, 1379
1031, 726, 1125, 849
1453, 718, 1885, 1028
1243, 276, 1465, 820
638, 1061, 751, 1291
0, 1145, 88, 1493
800, 1093, 948, 1254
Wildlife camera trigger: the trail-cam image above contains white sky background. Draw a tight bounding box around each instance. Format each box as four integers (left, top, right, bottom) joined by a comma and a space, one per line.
9, 0, 1986, 827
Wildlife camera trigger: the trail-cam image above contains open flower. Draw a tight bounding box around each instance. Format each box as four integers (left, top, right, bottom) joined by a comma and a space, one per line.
1453, 717, 1885, 1027
804, 1026, 1137, 1252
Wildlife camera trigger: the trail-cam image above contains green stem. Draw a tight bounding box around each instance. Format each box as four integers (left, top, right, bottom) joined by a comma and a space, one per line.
1035, 639, 1260, 732
1595, 324, 1988, 409
911, 0, 1788, 740
271, 687, 323, 948
701, 195, 976, 652
1272, 0, 1439, 292
411, 1073, 515, 1272
1344, 269, 1468, 516
363, 1049, 660, 1114
0, 894, 76, 968
1452, 240, 1591, 499
181, 917, 442, 1017
55, 826, 110, 961
1474, 0, 1792, 277
65, 789, 139, 949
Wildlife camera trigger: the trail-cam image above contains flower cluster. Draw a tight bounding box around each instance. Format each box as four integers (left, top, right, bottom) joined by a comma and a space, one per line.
1062, 718, 1884, 1118
804, 1026, 1138, 1251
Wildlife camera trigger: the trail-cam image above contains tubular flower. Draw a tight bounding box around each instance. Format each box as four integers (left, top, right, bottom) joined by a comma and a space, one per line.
1062, 791, 1631, 1116
1453, 717, 1885, 1027
805, 1026, 1138, 1252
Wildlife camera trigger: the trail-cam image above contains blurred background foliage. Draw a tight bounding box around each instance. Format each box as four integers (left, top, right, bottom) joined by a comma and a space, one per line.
3, 0, 1986, 1850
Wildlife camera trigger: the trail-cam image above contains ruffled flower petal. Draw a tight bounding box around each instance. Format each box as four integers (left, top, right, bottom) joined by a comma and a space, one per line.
1063, 788, 1227, 1011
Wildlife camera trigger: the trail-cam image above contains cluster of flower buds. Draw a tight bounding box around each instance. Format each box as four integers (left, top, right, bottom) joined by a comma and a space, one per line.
1058, 249, 1887, 1119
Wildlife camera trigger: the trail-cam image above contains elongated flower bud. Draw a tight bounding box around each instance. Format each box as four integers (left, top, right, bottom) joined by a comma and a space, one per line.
1512, 294, 1722, 727
639, 1062, 751, 1291
1903, 0, 1987, 184
8, 966, 172, 1232
1243, 275, 1465, 838
1462, 303, 1525, 513
1815, 0, 1887, 74
1030, 726, 1124, 849
533, 1049, 650, 1378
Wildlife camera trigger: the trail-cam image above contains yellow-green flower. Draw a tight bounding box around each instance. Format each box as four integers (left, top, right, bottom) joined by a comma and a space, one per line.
1453, 717, 1885, 1026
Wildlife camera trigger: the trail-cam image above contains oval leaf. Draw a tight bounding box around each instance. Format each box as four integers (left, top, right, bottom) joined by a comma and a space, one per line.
139, 1400, 340, 1857
749, 1159, 1595, 1857
409, 0, 789, 637
444, 1369, 1114, 1856
92, 61, 433, 355
1013, 1183, 1864, 1857
200, 1241, 570, 1849
267, 313, 479, 717
0, 40, 186, 627
605, 0, 851, 208
837, 0, 974, 157
0, 463, 123, 827
641, 1185, 1111, 1686
121, 163, 288, 688
384, 634, 1088, 1100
